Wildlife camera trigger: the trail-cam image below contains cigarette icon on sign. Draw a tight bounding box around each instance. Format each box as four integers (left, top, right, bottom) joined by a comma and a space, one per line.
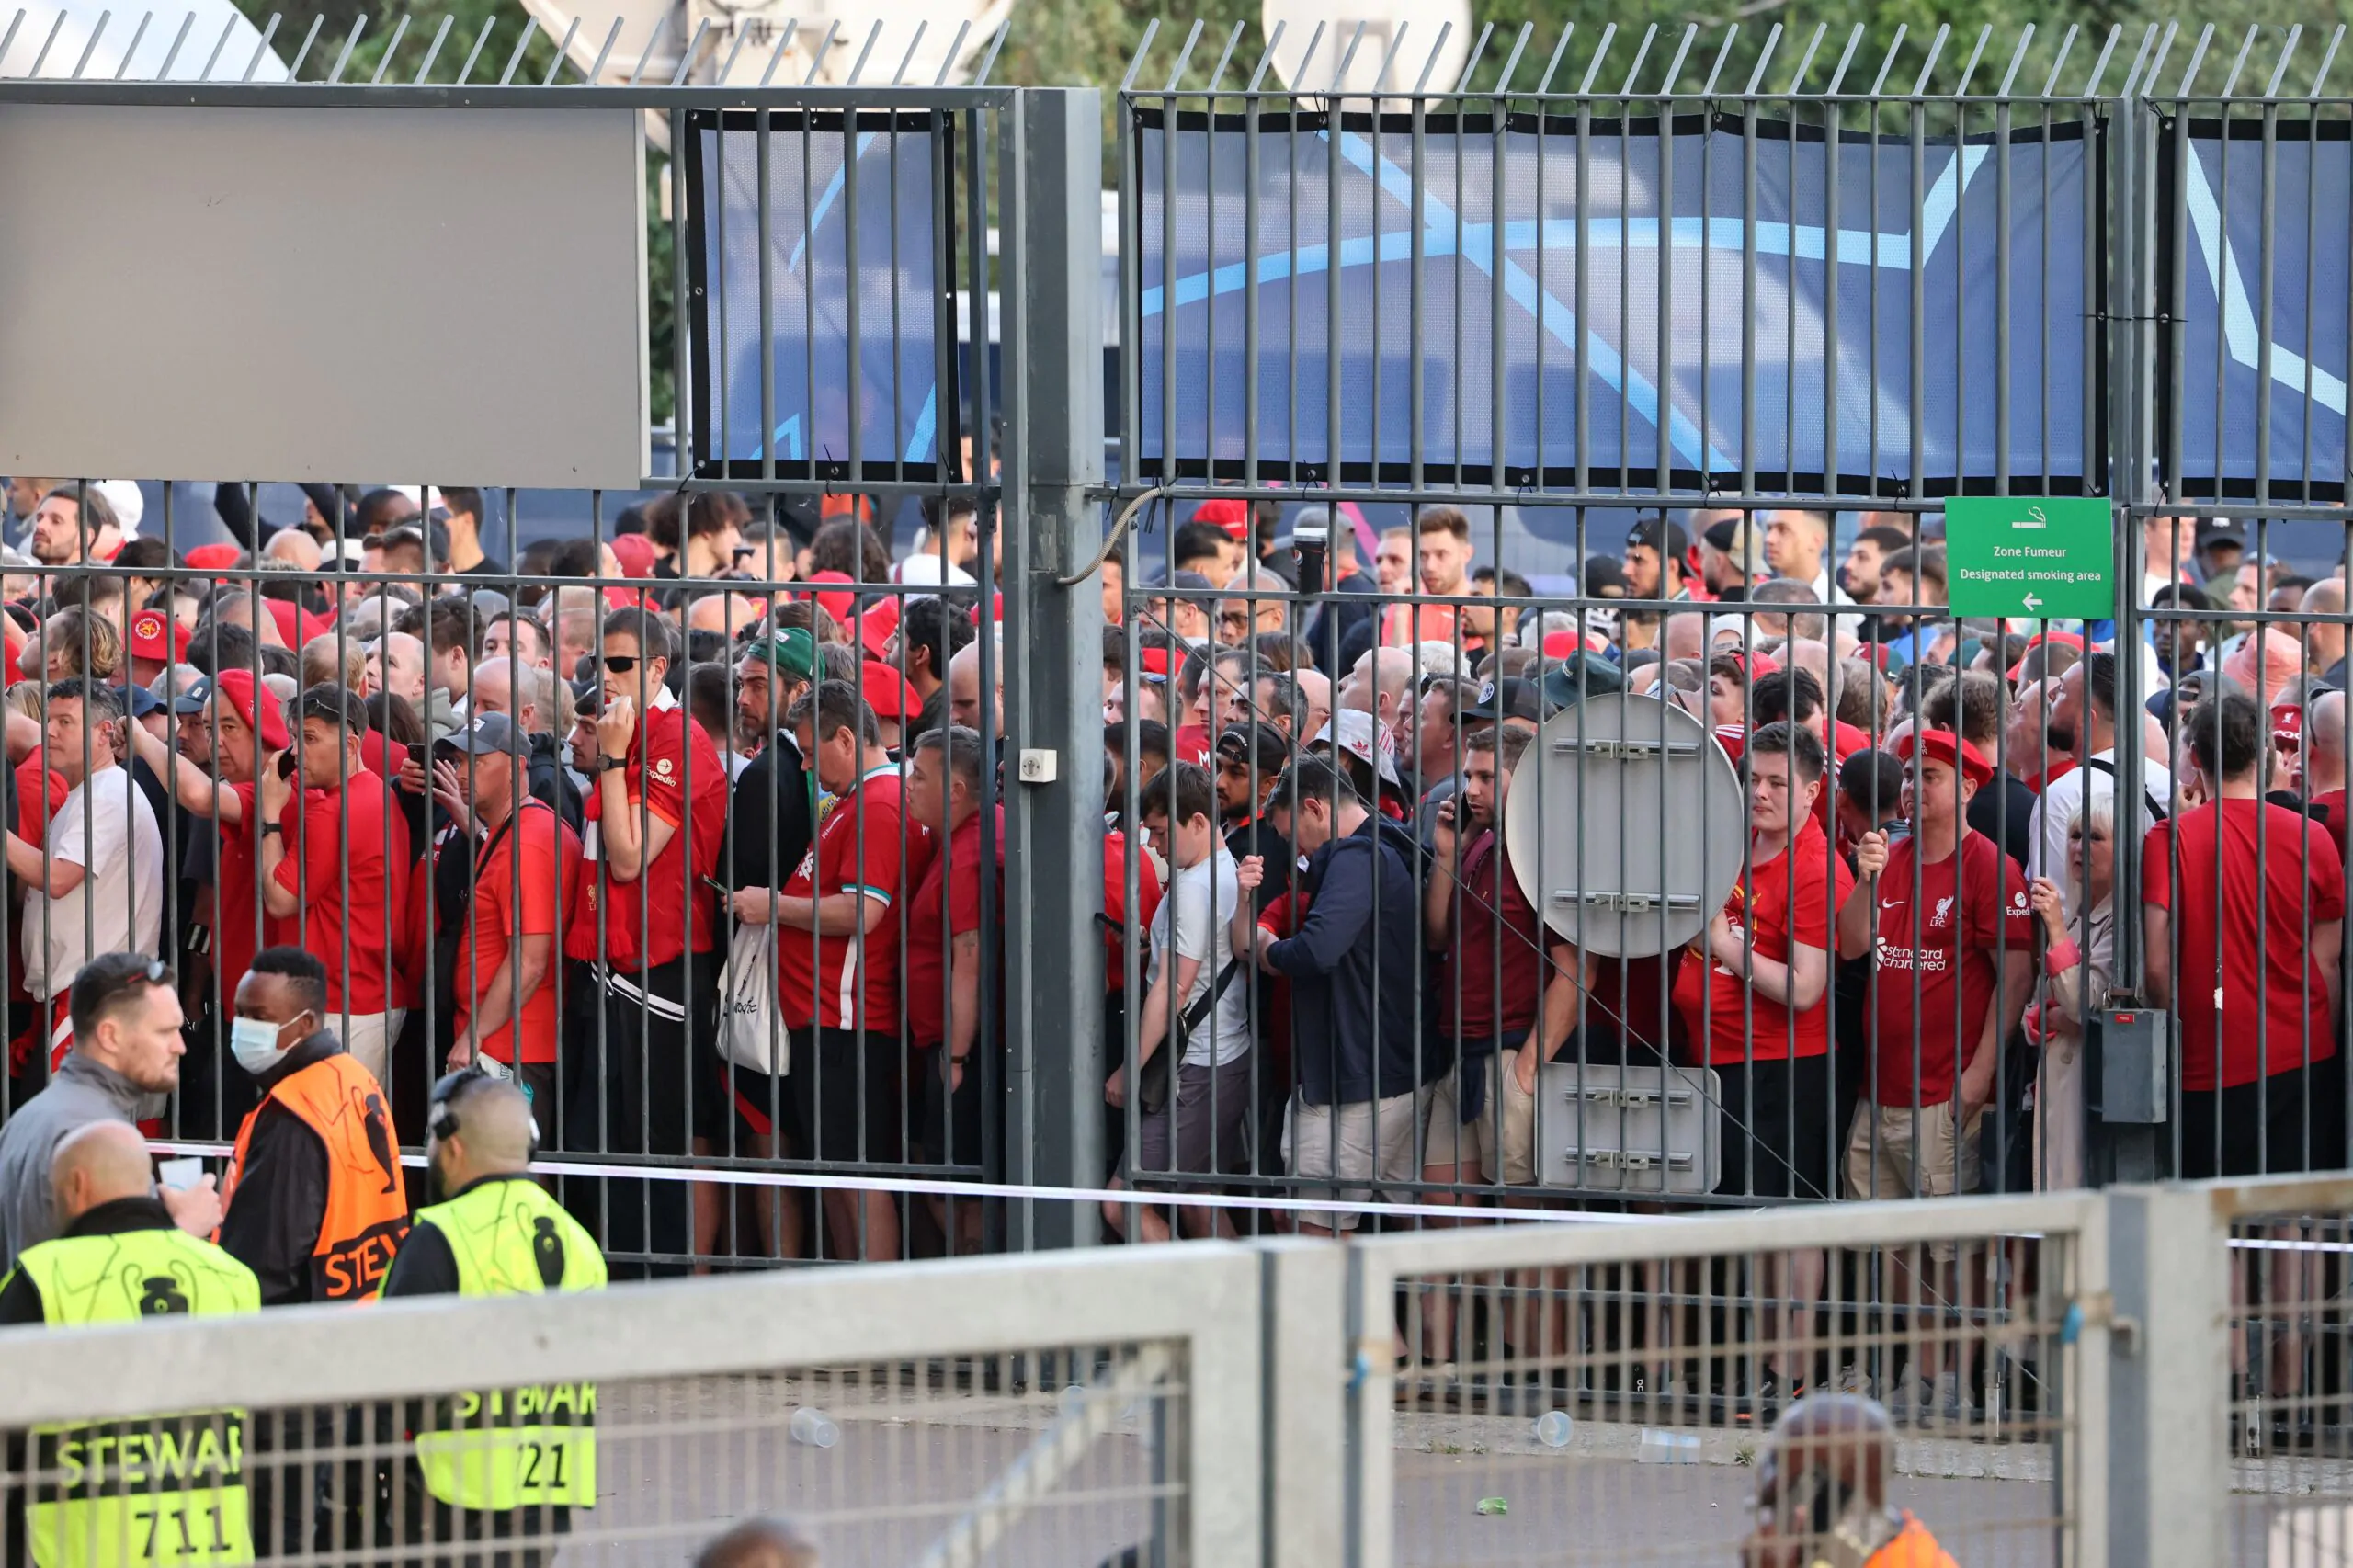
2014, 506, 2049, 529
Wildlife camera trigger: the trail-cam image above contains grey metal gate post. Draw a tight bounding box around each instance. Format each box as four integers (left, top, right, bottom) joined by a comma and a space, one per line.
1001, 85, 1108, 1250
2104, 1185, 2229, 1568
2099, 88, 2164, 1185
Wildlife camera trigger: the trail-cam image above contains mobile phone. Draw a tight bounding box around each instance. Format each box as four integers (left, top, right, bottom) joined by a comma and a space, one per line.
276, 752, 296, 781
406, 743, 427, 770
702, 876, 731, 893
158, 1157, 203, 1192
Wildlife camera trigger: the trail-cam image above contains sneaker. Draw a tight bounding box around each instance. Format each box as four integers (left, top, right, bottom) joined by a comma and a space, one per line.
1885, 1375, 1936, 1426
1738, 1369, 1802, 1424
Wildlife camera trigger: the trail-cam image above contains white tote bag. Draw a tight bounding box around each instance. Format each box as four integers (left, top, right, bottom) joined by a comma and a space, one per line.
717, 919, 788, 1074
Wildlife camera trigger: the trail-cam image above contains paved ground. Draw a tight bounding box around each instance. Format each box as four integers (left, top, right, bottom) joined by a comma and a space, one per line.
193, 1376, 2332, 1565
540, 1381, 2092, 1566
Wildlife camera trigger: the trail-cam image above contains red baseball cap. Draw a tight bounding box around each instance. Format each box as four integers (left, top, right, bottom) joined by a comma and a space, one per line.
608, 533, 657, 579
859, 661, 919, 720
1137, 646, 1176, 679
210, 667, 291, 752
2272, 699, 2304, 751
1896, 727, 1994, 789
1190, 498, 1249, 540
1725, 650, 1781, 679
807, 570, 857, 626
183, 542, 242, 574
858, 597, 901, 659
128, 609, 189, 663
2006, 630, 2086, 682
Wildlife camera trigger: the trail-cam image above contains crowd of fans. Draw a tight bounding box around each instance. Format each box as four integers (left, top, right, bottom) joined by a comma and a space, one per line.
0, 481, 2339, 1326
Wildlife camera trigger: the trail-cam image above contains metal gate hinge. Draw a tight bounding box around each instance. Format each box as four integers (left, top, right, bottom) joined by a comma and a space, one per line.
2063, 1291, 2140, 1356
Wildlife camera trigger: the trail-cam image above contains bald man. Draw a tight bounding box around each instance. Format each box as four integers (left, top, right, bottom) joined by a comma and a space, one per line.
2306, 693, 2348, 835
946, 639, 1002, 735
381, 1073, 606, 1553
0, 1120, 259, 1326
2303, 579, 2348, 687
370, 631, 429, 708
1781, 639, 1835, 705
1292, 666, 1333, 739
466, 654, 580, 829
1337, 645, 1415, 733
382, 1073, 602, 1299
685, 590, 765, 640
1744, 1393, 1956, 1568
263, 528, 324, 572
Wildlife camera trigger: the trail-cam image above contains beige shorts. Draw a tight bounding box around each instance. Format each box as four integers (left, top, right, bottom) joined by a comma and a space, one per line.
1845, 1100, 1982, 1259
335, 1009, 404, 1100
1422, 1053, 1539, 1187
1283, 1089, 1426, 1231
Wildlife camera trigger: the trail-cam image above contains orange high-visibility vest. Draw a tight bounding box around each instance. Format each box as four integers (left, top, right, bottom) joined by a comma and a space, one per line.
1866, 1515, 1959, 1568
221, 1053, 410, 1301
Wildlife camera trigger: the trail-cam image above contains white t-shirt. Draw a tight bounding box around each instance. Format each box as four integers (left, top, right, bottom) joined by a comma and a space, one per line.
1150, 847, 1252, 1067
2027, 745, 2174, 915
23, 766, 165, 1001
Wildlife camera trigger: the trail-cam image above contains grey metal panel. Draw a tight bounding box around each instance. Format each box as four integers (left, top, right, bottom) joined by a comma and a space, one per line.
0, 102, 647, 487
1534, 1062, 1721, 1195
1503, 694, 1745, 958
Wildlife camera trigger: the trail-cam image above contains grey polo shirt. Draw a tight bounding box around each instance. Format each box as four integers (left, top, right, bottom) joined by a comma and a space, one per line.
0, 1053, 146, 1274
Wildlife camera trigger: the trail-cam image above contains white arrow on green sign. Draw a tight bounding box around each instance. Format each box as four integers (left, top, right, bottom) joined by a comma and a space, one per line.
1942, 496, 2117, 620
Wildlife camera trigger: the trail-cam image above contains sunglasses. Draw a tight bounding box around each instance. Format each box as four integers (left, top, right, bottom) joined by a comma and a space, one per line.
602, 656, 642, 674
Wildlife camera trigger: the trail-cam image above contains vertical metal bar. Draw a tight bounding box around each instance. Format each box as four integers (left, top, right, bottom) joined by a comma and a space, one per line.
758, 104, 773, 493
1243, 31, 1264, 489
1653, 27, 1675, 496
2106, 1187, 2230, 1567
2255, 61, 2282, 504
674, 103, 694, 495
1002, 88, 1108, 1249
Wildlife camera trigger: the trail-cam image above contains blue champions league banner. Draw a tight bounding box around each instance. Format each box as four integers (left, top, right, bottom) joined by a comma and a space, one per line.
1132, 109, 2097, 496
2164, 123, 2350, 503
685, 110, 958, 483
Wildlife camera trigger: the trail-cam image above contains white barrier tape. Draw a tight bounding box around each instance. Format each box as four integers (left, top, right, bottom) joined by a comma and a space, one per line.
2226, 1235, 2353, 1254
146, 1139, 1666, 1226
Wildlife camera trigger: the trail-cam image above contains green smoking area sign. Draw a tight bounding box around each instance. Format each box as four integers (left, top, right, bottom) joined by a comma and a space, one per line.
1942, 496, 2117, 620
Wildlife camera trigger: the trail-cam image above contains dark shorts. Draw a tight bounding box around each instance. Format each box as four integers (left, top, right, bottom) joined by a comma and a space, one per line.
2179, 1057, 2347, 1179
789, 1028, 904, 1166
1130, 1052, 1255, 1181
594, 955, 725, 1153
1713, 1052, 1833, 1200
916, 1043, 989, 1173
507, 1060, 560, 1130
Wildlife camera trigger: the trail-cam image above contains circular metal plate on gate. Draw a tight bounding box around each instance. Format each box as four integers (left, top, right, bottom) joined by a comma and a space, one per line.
1502, 694, 1745, 959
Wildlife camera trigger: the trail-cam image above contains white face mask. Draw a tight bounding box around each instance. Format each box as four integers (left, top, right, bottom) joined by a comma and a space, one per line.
230, 1013, 309, 1077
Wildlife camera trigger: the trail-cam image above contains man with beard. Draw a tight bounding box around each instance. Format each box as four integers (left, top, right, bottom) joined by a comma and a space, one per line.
1213, 724, 1291, 911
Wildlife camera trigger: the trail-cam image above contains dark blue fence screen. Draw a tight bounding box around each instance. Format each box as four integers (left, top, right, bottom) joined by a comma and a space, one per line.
1132, 109, 2097, 496
2164, 122, 2350, 503
685, 109, 956, 483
